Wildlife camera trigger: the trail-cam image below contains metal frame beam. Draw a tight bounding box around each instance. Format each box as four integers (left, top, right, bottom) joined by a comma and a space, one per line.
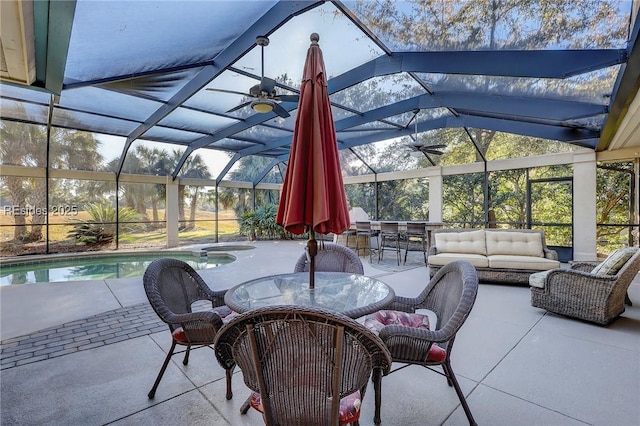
598, 12, 640, 150
253, 158, 282, 186
336, 115, 599, 150
228, 91, 605, 158
329, 49, 627, 93
115, 1, 323, 178
32, 0, 76, 95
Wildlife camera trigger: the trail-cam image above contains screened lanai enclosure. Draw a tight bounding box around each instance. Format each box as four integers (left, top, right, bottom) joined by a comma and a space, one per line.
1, 0, 640, 259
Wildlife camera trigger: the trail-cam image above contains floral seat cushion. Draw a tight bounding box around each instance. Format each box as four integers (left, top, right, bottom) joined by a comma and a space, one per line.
249, 390, 362, 426
364, 310, 447, 363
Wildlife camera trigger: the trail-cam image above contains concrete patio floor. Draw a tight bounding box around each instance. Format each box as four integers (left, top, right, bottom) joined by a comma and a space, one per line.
1, 240, 639, 425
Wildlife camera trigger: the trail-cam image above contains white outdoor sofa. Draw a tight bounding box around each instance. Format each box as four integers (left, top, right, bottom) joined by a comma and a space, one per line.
428, 228, 560, 285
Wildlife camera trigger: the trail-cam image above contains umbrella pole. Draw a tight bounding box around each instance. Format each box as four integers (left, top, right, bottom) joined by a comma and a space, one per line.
307, 227, 317, 290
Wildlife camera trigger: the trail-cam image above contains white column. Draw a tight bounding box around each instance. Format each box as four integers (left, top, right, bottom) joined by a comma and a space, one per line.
573, 153, 597, 261
428, 167, 443, 222
165, 177, 179, 247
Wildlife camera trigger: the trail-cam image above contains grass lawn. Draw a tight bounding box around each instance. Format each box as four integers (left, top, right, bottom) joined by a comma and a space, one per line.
1, 208, 242, 256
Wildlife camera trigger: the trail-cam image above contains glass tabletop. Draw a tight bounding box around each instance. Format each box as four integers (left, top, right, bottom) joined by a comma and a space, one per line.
224, 272, 395, 318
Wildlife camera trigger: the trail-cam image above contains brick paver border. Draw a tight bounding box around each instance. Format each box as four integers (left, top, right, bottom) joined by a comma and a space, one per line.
1, 303, 166, 370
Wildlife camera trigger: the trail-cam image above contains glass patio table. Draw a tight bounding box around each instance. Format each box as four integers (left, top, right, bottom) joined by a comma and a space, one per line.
224, 272, 395, 318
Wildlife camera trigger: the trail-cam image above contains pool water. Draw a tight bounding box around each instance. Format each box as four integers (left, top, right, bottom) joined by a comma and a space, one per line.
0, 253, 233, 285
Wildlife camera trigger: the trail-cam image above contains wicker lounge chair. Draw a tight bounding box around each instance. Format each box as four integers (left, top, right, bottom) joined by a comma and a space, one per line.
214, 305, 392, 426
530, 247, 640, 324
363, 260, 479, 425
143, 258, 234, 399
293, 242, 364, 274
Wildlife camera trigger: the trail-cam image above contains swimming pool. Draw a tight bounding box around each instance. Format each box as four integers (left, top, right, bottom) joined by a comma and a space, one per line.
0, 251, 234, 285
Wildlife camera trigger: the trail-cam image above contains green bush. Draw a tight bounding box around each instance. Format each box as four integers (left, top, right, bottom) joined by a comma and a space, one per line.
68, 203, 145, 245
239, 203, 291, 240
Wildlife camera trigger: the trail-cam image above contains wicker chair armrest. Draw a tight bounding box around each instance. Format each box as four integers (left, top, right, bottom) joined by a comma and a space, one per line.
383, 296, 422, 313
569, 261, 598, 272
545, 269, 617, 294
198, 286, 227, 307
378, 324, 447, 344
428, 246, 438, 256
543, 247, 558, 261
165, 310, 223, 329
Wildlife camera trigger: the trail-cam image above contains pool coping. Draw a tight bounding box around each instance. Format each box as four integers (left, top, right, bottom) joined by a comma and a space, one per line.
0, 248, 241, 268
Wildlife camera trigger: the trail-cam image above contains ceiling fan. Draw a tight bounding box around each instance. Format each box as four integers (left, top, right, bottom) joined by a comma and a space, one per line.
405, 109, 446, 162
206, 36, 298, 118
407, 141, 446, 156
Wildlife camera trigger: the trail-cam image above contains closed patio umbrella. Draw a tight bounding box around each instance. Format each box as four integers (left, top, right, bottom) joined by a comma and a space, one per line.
276, 33, 350, 289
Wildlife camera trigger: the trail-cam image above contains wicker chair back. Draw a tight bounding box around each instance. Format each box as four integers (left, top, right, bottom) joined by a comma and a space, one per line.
215, 305, 391, 426
293, 242, 364, 274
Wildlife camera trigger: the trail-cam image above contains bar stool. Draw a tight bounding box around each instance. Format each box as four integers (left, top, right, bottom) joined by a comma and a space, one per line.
404, 222, 428, 265
355, 221, 378, 262
341, 227, 357, 250
378, 221, 401, 265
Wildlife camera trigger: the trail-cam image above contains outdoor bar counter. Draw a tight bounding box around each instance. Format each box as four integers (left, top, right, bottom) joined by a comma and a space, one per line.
335, 221, 444, 253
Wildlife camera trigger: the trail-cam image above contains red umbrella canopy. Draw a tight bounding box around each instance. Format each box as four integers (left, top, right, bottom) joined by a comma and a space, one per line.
276, 33, 350, 236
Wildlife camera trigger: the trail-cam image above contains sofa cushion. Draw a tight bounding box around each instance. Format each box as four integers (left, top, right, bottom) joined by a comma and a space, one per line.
529, 269, 553, 288
428, 253, 489, 268
434, 230, 486, 255
485, 231, 543, 257
488, 255, 560, 271
591, 247, 638, 276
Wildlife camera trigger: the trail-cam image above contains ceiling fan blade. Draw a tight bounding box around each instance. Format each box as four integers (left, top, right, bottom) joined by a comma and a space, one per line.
226, 101, 251, 113
206, 87, 252, 97
425, 144, 446, 149
277, 94, 299, 103
423, 149, 444, 155
272, 103, 290, 118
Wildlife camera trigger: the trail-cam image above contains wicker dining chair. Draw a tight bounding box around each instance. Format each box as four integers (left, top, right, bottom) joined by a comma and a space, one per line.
293, 242, 364, 274
363, 260, 479, 425
530, 247, 640, 324
143, 258, 234, 400
214, 305, 392, 426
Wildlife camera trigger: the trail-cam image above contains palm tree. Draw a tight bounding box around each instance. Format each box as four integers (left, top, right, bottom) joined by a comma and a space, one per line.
1, 116, 102, 241
1, 119, 43, 239
219, 155, 280, 218
132, 145, 172, 224
174, 150, 211, 229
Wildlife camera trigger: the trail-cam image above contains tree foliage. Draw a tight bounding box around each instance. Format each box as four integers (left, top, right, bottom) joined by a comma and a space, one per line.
1, 118, 102, 241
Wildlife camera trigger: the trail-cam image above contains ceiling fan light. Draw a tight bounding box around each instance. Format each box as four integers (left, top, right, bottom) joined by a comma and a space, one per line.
251, 100, 274, 113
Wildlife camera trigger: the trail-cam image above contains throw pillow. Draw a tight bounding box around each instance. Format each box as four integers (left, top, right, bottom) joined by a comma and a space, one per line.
591, 247, 638, 276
